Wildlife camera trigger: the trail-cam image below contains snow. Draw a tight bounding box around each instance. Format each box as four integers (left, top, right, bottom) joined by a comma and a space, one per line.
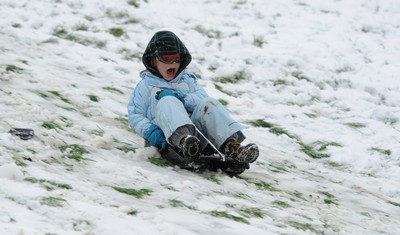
1, 0, 400, 234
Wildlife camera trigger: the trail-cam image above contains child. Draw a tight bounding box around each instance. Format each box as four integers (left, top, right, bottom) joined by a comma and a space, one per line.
127, 31, 259, 167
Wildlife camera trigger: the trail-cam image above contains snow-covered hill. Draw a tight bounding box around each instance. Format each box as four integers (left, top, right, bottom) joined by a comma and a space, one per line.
1, 0, 399, 234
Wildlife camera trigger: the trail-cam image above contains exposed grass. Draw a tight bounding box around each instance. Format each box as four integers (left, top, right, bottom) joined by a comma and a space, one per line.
112, 186, 152, 199
6, 64, 24, 73
290, 191, 305, 200
14, 158, 28, 167
103, 86, 124, 94
204, 174, 221, 185
248, 119, 273, 128
42, 121, 64, 130
148, 156, 173, 167
291, 71, 311, 82
287, 221, 319, 234
218, 99, 228, 106
272, 200, 291, 208
253, 35, 265, 48
169, 199, 197, 210
387, 200, 400, 207
41, 197, 67, 207
88, 95, 99, 102
251, 120, 335, 159
193, 25, 222, 39
25, 177, 72, 190
48, 90, 71, 104
214, 69, 249, 84
210, 211, 249, 224
127, 210, 138, 216
300, 143, 330, 159
370, 147, 391, 156
273, 79, 289, 86
128, 0, 140, 8
345, 122, 366, 128
53, 26, 106, 48
255, 181, 279, 192
109, 27, 125, 37
239, 207, 265, 218
59, 144, 90, 161
319, 191, 339, 206
214, 84, 237, 97
317, 142, 343, 151
115, 116, 129, 127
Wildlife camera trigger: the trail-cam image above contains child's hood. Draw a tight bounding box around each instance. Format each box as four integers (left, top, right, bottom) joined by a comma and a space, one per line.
142, 31, 192, 79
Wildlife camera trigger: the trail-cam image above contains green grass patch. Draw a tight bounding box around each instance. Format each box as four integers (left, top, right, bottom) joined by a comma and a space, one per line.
319, 191, 338, 205
25, 177, 72, 190
116, 145, 136, 153
248, 119, 273, 128
127, 210, 138, 216
218, 99, 228, 106
113, 186, 152, 199
272, 200, 291, 208
53, 26, 106, 48
115, 116, 129, 127
269, 163, 288, 173
109, 27, 125, 37
48, 90, 71, 104
234, 193, 250, 199
210, 211, 249, 224
6, 64, 24, 73
59, 144, 90, 161
255, 181, 279, 192
370, 147, 391, 156
13, 158, 28, 167
41, 197, 67, 207
387, 200, 400, 207
253, 35, 264, 48
169, 199, 197, 210
291, 71, 311, 82
240, 207, 265, 218
345, 122, 366, 128
317, 142, 342, 151
103, 86, 124, 94
214, 84, 237, 97
215, 69, 249, 84
148, 156, 173, 167
273, 79, 289, 86
88, 95, 99, 102
290, 191, 304, 200
287, 221, 319, 233
300, 143, 330, 159
42, 121, 64, 130
204, 175, 221, 185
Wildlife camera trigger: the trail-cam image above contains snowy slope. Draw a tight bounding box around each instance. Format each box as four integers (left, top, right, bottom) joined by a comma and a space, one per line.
1, 0, 399, 234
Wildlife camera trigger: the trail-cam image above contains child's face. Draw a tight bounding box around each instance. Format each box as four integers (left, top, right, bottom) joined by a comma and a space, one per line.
155, 55, 181, 81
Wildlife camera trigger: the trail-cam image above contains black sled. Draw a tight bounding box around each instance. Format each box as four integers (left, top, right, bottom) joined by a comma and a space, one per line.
147, 141, 249, 176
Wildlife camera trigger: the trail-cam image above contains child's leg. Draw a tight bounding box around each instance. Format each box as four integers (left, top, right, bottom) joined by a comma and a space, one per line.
155, 96, 195, 146
191, 97, 246, 149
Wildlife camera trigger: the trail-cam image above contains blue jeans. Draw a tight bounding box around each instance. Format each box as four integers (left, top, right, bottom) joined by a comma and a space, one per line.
155, 96, 245, 149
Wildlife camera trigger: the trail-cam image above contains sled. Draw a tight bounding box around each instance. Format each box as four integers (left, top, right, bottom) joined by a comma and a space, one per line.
157, 143, 250, 176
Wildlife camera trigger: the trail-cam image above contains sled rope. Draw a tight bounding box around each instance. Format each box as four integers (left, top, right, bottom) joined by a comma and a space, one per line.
195, 126, 226, 162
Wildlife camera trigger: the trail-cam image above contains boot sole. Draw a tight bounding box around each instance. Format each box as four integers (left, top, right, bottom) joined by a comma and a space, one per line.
182, 136, 200, 158
237, 144, 259, 163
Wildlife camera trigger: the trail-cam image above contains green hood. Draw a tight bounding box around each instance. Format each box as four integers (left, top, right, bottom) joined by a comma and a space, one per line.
142, 31, 192, 79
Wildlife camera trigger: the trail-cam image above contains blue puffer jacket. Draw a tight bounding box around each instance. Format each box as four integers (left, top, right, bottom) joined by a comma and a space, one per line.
128, 69, 208, 138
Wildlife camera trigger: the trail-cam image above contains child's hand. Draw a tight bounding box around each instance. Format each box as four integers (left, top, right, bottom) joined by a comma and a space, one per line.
144, 124, 167, 149
156, 90, 186, 103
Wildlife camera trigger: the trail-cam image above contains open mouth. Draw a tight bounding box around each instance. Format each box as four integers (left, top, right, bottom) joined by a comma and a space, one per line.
167, 68, 176, 76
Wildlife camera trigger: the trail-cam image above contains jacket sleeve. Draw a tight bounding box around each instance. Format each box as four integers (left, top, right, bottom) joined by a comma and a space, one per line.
127, 81, 153, 138
182, 73, 209, 113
